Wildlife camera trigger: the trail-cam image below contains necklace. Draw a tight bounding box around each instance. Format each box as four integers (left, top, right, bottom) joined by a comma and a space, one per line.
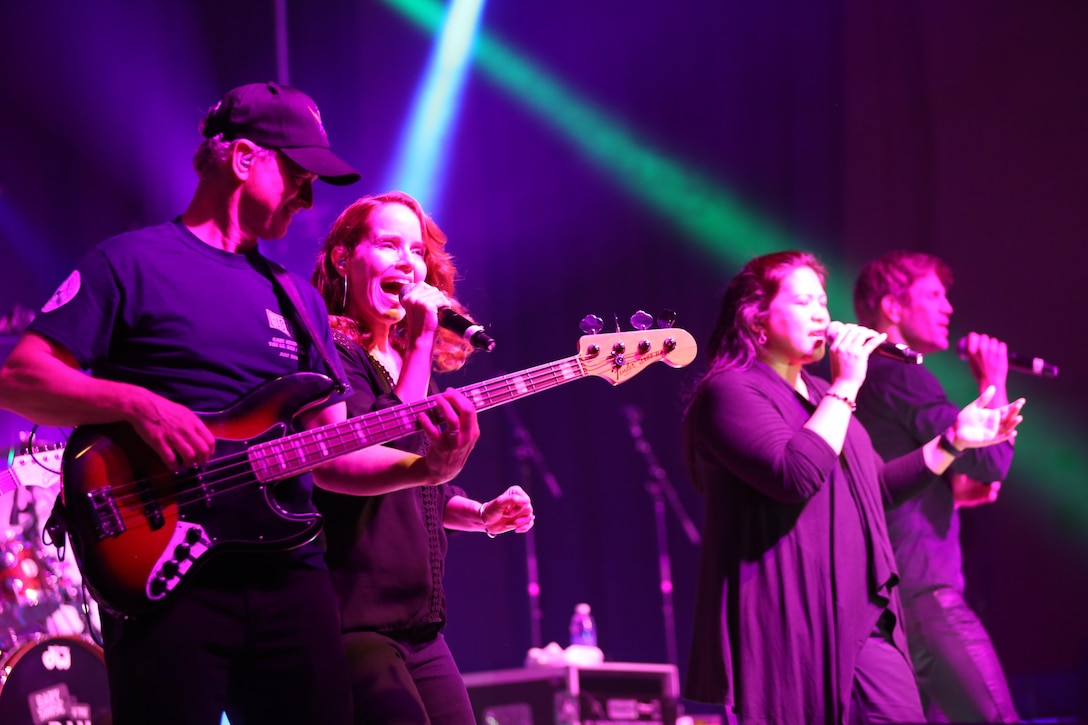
330, 316, 398, 392
364, 348, 397, 392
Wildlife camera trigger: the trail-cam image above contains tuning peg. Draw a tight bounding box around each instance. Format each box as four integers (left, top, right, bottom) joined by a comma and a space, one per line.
630, 310, 654, 331
580, 314, 604, 335
656, 309, 677, 329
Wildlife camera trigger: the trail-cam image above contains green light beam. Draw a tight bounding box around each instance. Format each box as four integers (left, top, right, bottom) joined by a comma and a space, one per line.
380, 0, 1088, 543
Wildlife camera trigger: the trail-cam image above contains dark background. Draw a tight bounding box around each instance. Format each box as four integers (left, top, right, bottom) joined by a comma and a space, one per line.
2, 1, 1086, 719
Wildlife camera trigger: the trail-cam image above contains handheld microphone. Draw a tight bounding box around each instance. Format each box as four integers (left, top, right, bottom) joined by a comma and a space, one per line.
438, 307, 496, 352
826, 321, 923, 364
398, 286, 496, 352
956, 338, 1057, 378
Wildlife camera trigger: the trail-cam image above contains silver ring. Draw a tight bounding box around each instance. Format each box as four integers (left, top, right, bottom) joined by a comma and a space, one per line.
447, 428, 460, 437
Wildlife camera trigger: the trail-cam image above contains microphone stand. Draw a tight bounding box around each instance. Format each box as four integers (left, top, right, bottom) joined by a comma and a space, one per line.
505, 406, 562, 649
622, 405, 700, 669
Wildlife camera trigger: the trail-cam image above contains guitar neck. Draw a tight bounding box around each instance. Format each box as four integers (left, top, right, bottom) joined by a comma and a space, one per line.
252, 353, 586, 481
461, 353, 587, 414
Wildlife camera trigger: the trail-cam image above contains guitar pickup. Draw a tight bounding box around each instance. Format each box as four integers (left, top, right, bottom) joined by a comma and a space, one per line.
88, 488, 126, 539
139, 479, 166, 530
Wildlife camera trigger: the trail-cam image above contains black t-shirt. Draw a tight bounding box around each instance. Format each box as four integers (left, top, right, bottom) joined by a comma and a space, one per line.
30, 219, 346, 567
856, 355, 1013, 599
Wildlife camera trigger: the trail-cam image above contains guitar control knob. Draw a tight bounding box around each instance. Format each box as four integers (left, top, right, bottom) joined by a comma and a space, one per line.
174, 543, 191, 560
186, 528, 203, 544
150, 577, 168, 596
162, 560, 179, 579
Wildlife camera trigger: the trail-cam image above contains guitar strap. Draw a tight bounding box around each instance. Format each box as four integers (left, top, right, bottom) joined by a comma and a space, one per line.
265, 258, 350, 396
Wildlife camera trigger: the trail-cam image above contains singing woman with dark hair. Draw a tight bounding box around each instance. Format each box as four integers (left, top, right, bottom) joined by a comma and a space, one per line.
681, 251, 1024, 725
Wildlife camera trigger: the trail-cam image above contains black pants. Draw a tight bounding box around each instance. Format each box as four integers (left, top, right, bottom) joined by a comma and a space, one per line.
102, 557, 351, 725
905, 587, 1019, 723
849, 609, 926, 725
343, 630, 474, 725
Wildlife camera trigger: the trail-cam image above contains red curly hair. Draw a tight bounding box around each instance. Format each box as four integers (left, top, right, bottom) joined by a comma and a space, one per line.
311, 191, 474, 372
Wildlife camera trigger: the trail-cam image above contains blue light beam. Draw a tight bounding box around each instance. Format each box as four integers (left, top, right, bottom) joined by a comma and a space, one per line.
384, 0, 487, 210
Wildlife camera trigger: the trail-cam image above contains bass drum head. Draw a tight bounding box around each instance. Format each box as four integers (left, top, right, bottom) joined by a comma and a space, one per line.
0, 635, 110, 725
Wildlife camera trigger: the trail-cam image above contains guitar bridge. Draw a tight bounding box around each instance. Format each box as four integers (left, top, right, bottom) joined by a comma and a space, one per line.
88, 488, 125, 539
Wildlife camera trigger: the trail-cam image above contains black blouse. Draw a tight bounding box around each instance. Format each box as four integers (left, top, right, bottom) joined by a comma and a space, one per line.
314, 332, 463, 640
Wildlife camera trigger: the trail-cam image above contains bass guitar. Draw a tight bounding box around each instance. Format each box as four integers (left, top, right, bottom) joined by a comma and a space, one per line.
61, 328, 696, 615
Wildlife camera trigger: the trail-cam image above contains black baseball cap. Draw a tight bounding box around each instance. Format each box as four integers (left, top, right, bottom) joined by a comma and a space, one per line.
203, 82, 360, 186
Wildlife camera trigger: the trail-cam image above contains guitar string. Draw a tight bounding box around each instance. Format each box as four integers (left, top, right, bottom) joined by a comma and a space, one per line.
84, 353, 618, 529
81, 335, 685, 542
84, 341, 683, 519
87, 360, 585, 525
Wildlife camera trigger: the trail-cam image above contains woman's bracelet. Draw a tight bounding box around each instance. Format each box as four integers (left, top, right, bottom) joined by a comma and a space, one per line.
478, 501, 496, 538
824, 391, 857, 412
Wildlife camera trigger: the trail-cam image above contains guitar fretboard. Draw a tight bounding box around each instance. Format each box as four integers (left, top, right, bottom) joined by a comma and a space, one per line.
249, 354, 587, 481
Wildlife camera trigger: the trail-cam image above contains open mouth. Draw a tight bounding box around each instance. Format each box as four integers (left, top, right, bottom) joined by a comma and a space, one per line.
380, 279, 409, 297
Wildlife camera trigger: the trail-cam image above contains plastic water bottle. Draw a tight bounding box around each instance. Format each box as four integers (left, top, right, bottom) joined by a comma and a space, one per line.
569, 602, 597, 647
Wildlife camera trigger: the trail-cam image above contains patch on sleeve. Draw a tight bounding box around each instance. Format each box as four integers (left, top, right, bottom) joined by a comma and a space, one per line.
41, 271, 81, 313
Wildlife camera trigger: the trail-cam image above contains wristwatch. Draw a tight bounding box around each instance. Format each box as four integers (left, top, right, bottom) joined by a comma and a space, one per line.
938, 428, 966, 458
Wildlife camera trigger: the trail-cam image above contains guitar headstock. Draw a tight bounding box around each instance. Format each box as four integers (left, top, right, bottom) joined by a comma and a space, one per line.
577, 327, 697, 386
3, 442, 65, 495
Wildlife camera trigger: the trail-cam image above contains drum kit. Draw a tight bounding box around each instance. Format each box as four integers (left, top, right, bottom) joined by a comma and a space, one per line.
0, 440, 110, 725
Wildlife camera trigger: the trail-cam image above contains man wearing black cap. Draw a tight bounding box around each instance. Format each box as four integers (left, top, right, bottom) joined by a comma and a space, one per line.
0, 82, 480, 724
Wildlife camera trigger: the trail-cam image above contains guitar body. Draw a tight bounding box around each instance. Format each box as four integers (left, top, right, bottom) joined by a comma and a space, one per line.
61, 373, 335, 615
